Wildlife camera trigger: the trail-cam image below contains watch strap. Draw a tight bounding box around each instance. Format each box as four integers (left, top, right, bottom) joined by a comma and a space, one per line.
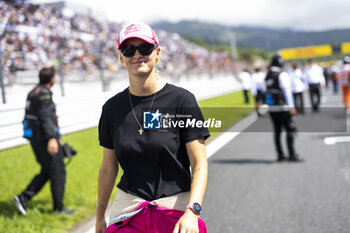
186, 203, 201, 215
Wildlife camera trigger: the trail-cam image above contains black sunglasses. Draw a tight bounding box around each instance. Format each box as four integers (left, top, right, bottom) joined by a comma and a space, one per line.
120, 43, 157, 57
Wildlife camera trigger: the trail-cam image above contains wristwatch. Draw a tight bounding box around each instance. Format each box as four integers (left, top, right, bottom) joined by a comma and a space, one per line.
186, 202, 202, 215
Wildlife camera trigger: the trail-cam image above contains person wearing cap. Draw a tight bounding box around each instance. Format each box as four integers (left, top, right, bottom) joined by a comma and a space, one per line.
265, 55, 302, 162
95, 22, 209, 233
338, 56, 350, 111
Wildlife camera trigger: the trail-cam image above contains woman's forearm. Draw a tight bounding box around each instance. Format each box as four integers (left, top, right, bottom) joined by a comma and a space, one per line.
96, 169, 117, 219
173, 138, 208, 233
186, 138, 208, 206
188, 157, 208, 206
96, 148, 119, 219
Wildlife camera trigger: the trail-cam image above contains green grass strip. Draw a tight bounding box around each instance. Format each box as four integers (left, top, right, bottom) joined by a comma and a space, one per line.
0, 90, 253, 233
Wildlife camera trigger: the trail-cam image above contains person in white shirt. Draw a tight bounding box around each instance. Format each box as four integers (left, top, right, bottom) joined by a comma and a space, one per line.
289, 63, 307, 114
303, 59, 326, 112
238, 69, 252, 104
251, 67, 266, 116
265, 55, 302, 162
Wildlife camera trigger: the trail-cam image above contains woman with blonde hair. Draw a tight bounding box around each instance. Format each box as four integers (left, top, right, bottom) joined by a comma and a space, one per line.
95, 22, 209, 233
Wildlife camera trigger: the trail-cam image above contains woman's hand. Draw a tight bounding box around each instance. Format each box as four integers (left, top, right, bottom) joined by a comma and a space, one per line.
173, 209, 199, 233
95, 217, 107, 233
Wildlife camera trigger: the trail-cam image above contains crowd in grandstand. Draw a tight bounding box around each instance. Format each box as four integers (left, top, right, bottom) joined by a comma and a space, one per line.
0, 1, 233, 85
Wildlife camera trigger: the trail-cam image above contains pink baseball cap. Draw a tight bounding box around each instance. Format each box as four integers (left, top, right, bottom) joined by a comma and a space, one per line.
118, 22, 159, 49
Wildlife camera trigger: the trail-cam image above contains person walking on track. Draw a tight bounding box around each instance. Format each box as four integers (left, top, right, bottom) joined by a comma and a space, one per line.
265, 55, 302, 162
338, 56, 350, 112
303, 59, 326, 112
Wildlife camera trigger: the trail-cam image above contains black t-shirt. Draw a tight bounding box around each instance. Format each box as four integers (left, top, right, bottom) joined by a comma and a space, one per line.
98, 83, 210, 201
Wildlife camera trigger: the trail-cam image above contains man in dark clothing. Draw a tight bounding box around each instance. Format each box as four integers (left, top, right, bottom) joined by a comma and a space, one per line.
14, 67, 75, 215
265, 55, 302, 162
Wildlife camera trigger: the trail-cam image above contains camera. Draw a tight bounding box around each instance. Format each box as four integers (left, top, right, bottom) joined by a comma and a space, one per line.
61, 143, 77, 160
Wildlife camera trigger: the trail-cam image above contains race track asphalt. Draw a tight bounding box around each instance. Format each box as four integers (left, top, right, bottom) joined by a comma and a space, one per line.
202, 88, 350, 233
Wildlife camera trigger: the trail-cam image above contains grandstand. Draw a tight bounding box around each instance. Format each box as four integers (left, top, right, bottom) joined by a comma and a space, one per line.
0, 0, 234, 90
27, 0, 106, 20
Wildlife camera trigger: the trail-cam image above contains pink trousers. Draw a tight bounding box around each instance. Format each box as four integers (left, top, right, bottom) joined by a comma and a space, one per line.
106, 201, 207, 233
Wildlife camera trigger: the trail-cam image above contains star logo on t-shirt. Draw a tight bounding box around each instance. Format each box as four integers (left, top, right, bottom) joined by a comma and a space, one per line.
150, 109, 161, 122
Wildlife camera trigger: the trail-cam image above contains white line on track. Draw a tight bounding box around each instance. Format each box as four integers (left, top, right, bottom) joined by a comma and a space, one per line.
324, 136, 350, 145
206, 132, 240, 159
